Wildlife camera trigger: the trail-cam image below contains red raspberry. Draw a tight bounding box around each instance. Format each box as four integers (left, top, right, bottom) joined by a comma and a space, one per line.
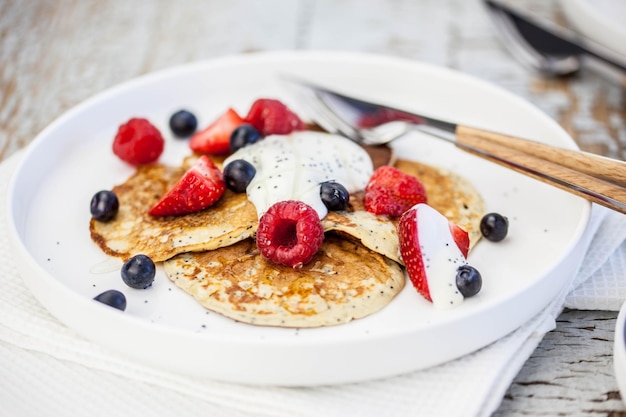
364, 166, 427, 216
113, 118, 164, 165
256, 201, 324, 269
245, 98, 306, 136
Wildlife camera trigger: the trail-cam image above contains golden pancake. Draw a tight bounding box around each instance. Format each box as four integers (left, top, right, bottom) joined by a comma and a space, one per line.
89, 163, 258, 262
163, 235, 404, 327
322, 191, 400, 262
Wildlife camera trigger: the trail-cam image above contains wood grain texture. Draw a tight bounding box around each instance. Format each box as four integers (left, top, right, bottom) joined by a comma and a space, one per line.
1, 0, 625, 415
457, 125, 626, 185
495, 310, 626, 417
456, 131, 626, 214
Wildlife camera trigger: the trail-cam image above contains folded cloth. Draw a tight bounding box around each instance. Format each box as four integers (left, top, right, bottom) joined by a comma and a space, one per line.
564, 208, 626, 311
0, 150, 623, 417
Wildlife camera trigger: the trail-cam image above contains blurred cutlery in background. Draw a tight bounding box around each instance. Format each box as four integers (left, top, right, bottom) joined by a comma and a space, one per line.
484, 0, 626, 86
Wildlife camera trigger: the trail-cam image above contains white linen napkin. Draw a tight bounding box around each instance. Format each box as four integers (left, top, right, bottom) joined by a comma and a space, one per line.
0, 149, 624, 417
564, 208, 626, 311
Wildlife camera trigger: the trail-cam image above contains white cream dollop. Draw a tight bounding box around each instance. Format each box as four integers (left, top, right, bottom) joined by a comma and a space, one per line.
223, 131, 373, 219
415, 204, 467, 309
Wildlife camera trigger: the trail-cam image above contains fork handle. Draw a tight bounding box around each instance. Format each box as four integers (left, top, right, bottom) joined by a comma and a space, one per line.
456, 125, 626, 186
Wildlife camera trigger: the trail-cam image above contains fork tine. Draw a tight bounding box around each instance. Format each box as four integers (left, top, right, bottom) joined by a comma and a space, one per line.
295, 89, 340, 135
297, 90, 406, 146
281, 76, 366, 143
281, 75, 414, 146
312, 92, 365, 142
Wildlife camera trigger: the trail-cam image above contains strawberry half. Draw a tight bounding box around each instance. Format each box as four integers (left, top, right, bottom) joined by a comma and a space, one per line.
364, 165, 427, 217
398, 207, 430, 301
149, 155, 225, 217
449, 223, 470, 258
398, 204, 469, 302
189, 108, 245, 155
244, 98, 306, 136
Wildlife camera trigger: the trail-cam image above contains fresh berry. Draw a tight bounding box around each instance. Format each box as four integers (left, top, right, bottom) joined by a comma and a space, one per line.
149, 155, 225, 216
449, 223, 470, 258
364, 166, 427, 216
121, 254, 156, 289
169, 109, 198, 138
93, 289, 127, 311
398, 206, 430, 301
480, 212, 509, 242
256, 201, 324, 269
112, 118, 164, 165
244, 98, 306, 136
223, 159, 256, 193
90, 190, 119, 222
230, 123, 262, 152
455, 265, 482, 297
189, 108, 245, 155
398, 204, 470, 302
320, 181, 350, 211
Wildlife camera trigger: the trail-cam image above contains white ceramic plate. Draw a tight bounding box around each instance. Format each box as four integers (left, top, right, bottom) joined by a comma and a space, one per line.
7, 51, 590, 386
560, 0, 626, 57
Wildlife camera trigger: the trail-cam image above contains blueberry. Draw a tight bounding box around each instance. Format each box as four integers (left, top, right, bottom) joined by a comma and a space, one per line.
456, 265, 482, 298
320, 181, 350, 211
480, 212, 509, 242
121, 254, 156, 289
93, 289, 127, 311
169, 109, 198, 138
230, 124, 261, 152
90, 190, 119, 222
223, 159, 256, 193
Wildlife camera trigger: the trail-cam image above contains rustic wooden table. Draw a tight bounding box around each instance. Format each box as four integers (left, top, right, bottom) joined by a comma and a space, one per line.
1, 0, 625, 415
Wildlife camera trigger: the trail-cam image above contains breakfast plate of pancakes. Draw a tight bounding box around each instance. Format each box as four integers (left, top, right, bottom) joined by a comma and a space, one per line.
6, 51, 590, 385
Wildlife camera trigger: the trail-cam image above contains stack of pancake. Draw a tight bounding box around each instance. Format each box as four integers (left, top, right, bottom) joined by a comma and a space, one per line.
90, 145, 484, 327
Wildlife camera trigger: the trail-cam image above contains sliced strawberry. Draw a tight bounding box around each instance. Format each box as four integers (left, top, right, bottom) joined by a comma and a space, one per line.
449, 223, 469, 258
364, 165, 427, 217
244, 98, 306, 136
398, 206, 431, 301
149, 155, 225, 217
398, 204, 471, 303
189, 108, 245, 155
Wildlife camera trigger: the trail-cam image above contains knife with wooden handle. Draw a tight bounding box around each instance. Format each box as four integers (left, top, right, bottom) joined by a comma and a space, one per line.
283, 75, 626, 214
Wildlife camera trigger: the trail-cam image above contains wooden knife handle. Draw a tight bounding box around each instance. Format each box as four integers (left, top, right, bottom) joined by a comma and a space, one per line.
456, 125, 626, 186
453, 129, 626, 214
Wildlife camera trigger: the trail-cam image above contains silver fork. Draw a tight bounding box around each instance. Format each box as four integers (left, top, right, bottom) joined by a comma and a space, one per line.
281, 75, 626, 214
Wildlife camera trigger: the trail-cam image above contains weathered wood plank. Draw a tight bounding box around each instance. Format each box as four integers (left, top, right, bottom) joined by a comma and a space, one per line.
495, 309, 626, 417
0, 0, 301, 161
